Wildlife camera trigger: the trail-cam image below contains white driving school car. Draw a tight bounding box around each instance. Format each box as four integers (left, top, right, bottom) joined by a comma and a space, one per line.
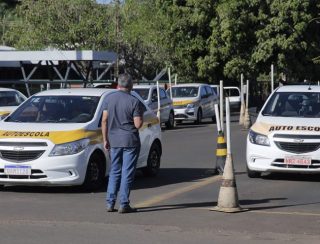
133, 85, 175, 129
168, 83, 218, 124
247, 85, 320, 178
0, 89, 162, 190
0, 88, 27, 120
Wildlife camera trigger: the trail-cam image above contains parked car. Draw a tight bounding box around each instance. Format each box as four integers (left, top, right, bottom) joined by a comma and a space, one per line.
168, 83, 218, 124
0, 88, 27, 120
0, 88, 162, 190
247, 85, 320, 178
133, 85, 175, 129
224, 86, 241, 109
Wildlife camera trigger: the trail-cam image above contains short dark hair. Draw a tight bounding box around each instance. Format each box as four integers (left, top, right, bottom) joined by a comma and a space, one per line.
118, 73, 133, 89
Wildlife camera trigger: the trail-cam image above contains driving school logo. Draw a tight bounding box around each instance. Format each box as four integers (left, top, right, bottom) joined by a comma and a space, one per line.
1, 131, 50, 137
269, 126, 320, 132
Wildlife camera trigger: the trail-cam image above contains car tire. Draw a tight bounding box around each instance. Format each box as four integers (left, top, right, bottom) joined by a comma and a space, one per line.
247, 166, 261, 178
165, 111, 175, 129
82, 153, 106, 191
194, 108, 202, 125
142, 143, 161, 177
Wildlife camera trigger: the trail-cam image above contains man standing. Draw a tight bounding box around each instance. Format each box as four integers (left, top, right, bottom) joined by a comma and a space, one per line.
102, 73, 143, 213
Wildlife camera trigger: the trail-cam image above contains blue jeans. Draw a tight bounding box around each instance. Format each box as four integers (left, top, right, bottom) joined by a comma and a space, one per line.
106, 147, 140, 208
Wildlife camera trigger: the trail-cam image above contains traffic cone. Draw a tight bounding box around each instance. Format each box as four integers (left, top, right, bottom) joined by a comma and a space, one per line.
215, 131, 227, 175
242, 107, 251, 130
211, 153, 247, 213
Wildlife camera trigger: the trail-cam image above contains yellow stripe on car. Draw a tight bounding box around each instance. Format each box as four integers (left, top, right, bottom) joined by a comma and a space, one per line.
173, 100, 194, 106
0, 129, 102, 145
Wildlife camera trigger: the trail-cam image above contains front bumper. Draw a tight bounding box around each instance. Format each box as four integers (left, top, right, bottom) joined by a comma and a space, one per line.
0, 149, 89, 186
173, 108, 197, 121
246, 137, 320, 173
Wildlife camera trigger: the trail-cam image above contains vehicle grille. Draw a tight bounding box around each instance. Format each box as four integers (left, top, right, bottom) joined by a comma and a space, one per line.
275, 142, 320, 154
175, 114, 188, 119
0, 150, 45, 162
173, 105, 187, 109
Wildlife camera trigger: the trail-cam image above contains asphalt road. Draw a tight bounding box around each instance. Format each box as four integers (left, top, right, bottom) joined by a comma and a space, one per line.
0, 115, 320, 244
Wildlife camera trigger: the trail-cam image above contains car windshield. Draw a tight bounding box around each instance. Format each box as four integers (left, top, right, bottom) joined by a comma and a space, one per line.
0, 91, 25, 106
132, 88, 149, 100
262, 92, 320, 118
5, 95, 100, 123
224, 88, 239, 97
170, 87, 199, 98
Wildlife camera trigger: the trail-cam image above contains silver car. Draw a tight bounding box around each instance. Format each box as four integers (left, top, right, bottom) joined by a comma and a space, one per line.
168, 83, 218, 124
133, 85, 175, 129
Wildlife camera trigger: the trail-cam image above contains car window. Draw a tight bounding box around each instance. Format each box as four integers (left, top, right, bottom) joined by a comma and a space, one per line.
132, 88, 149, 100
170, 87, 199, 98
200, 86, 207, 98
160, 88, 167, 100
205, 86, 213, 96
6, 95, 100, 123
211, 87, 217, 97
0, 91, 25, 107
224, 88, 240, 97
151, 89, 158, 102
262, 92, 320, 118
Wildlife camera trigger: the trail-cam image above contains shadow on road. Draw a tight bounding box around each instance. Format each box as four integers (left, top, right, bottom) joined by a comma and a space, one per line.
0, 167, 219, 194
261, 173, 320, 182
133, 167, 218, 190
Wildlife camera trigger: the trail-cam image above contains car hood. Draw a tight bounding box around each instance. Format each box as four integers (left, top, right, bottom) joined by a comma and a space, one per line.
252, 116, 320, 135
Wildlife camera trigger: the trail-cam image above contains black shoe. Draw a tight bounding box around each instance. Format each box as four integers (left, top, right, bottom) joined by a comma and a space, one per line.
118, 205, 137, 214
106, 206, 116, 212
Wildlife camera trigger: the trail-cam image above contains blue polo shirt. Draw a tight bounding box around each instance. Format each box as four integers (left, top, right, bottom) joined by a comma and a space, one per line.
103, 90, 144, 148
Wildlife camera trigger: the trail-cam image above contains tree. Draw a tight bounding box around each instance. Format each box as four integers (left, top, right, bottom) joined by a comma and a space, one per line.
0, 0, 18, 46
252, 0, 320, 82
4, 0, 113, 50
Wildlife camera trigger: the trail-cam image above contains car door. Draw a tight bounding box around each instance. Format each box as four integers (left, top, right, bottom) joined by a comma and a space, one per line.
200, 86, 209, 118
205, 85, 216, 117
159, 88, 170, 122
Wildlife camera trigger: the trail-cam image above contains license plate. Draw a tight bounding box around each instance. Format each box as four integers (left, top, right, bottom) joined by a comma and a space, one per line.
284, 156, 312, 165
4, 165, 31, 176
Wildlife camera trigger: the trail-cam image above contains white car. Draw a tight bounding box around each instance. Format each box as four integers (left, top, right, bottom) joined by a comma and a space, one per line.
0, 88, 27, 120
0, 88, 162, 190
247, 85, 320, 178
168, 83, 218, 124
224, 86, 241, 109
133, 85, 175, 129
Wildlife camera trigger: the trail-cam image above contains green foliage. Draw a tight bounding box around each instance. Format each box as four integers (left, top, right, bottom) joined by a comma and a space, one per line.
2, 0, 320, 83
4, 0, 112, 50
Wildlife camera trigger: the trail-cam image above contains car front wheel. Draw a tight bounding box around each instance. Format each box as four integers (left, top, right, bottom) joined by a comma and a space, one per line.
195, 108, 202, 124
82, 153, 106, 191
165, 111, 175, 129
142, 143, 161, 177
247, 166, 261, 178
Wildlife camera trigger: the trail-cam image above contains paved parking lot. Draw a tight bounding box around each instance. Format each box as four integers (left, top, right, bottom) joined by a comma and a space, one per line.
0, 117, 320, 244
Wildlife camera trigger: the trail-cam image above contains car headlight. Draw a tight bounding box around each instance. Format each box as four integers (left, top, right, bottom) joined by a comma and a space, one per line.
249, 130, 270, 146
186, 103, 195, 109
49, 138, 90, 156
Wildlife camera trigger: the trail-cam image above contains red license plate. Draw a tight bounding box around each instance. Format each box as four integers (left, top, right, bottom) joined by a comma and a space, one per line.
284, 156, 312, 165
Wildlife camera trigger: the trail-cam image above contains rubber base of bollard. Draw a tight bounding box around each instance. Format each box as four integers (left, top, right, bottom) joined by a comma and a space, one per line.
210, 206, 249, 213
